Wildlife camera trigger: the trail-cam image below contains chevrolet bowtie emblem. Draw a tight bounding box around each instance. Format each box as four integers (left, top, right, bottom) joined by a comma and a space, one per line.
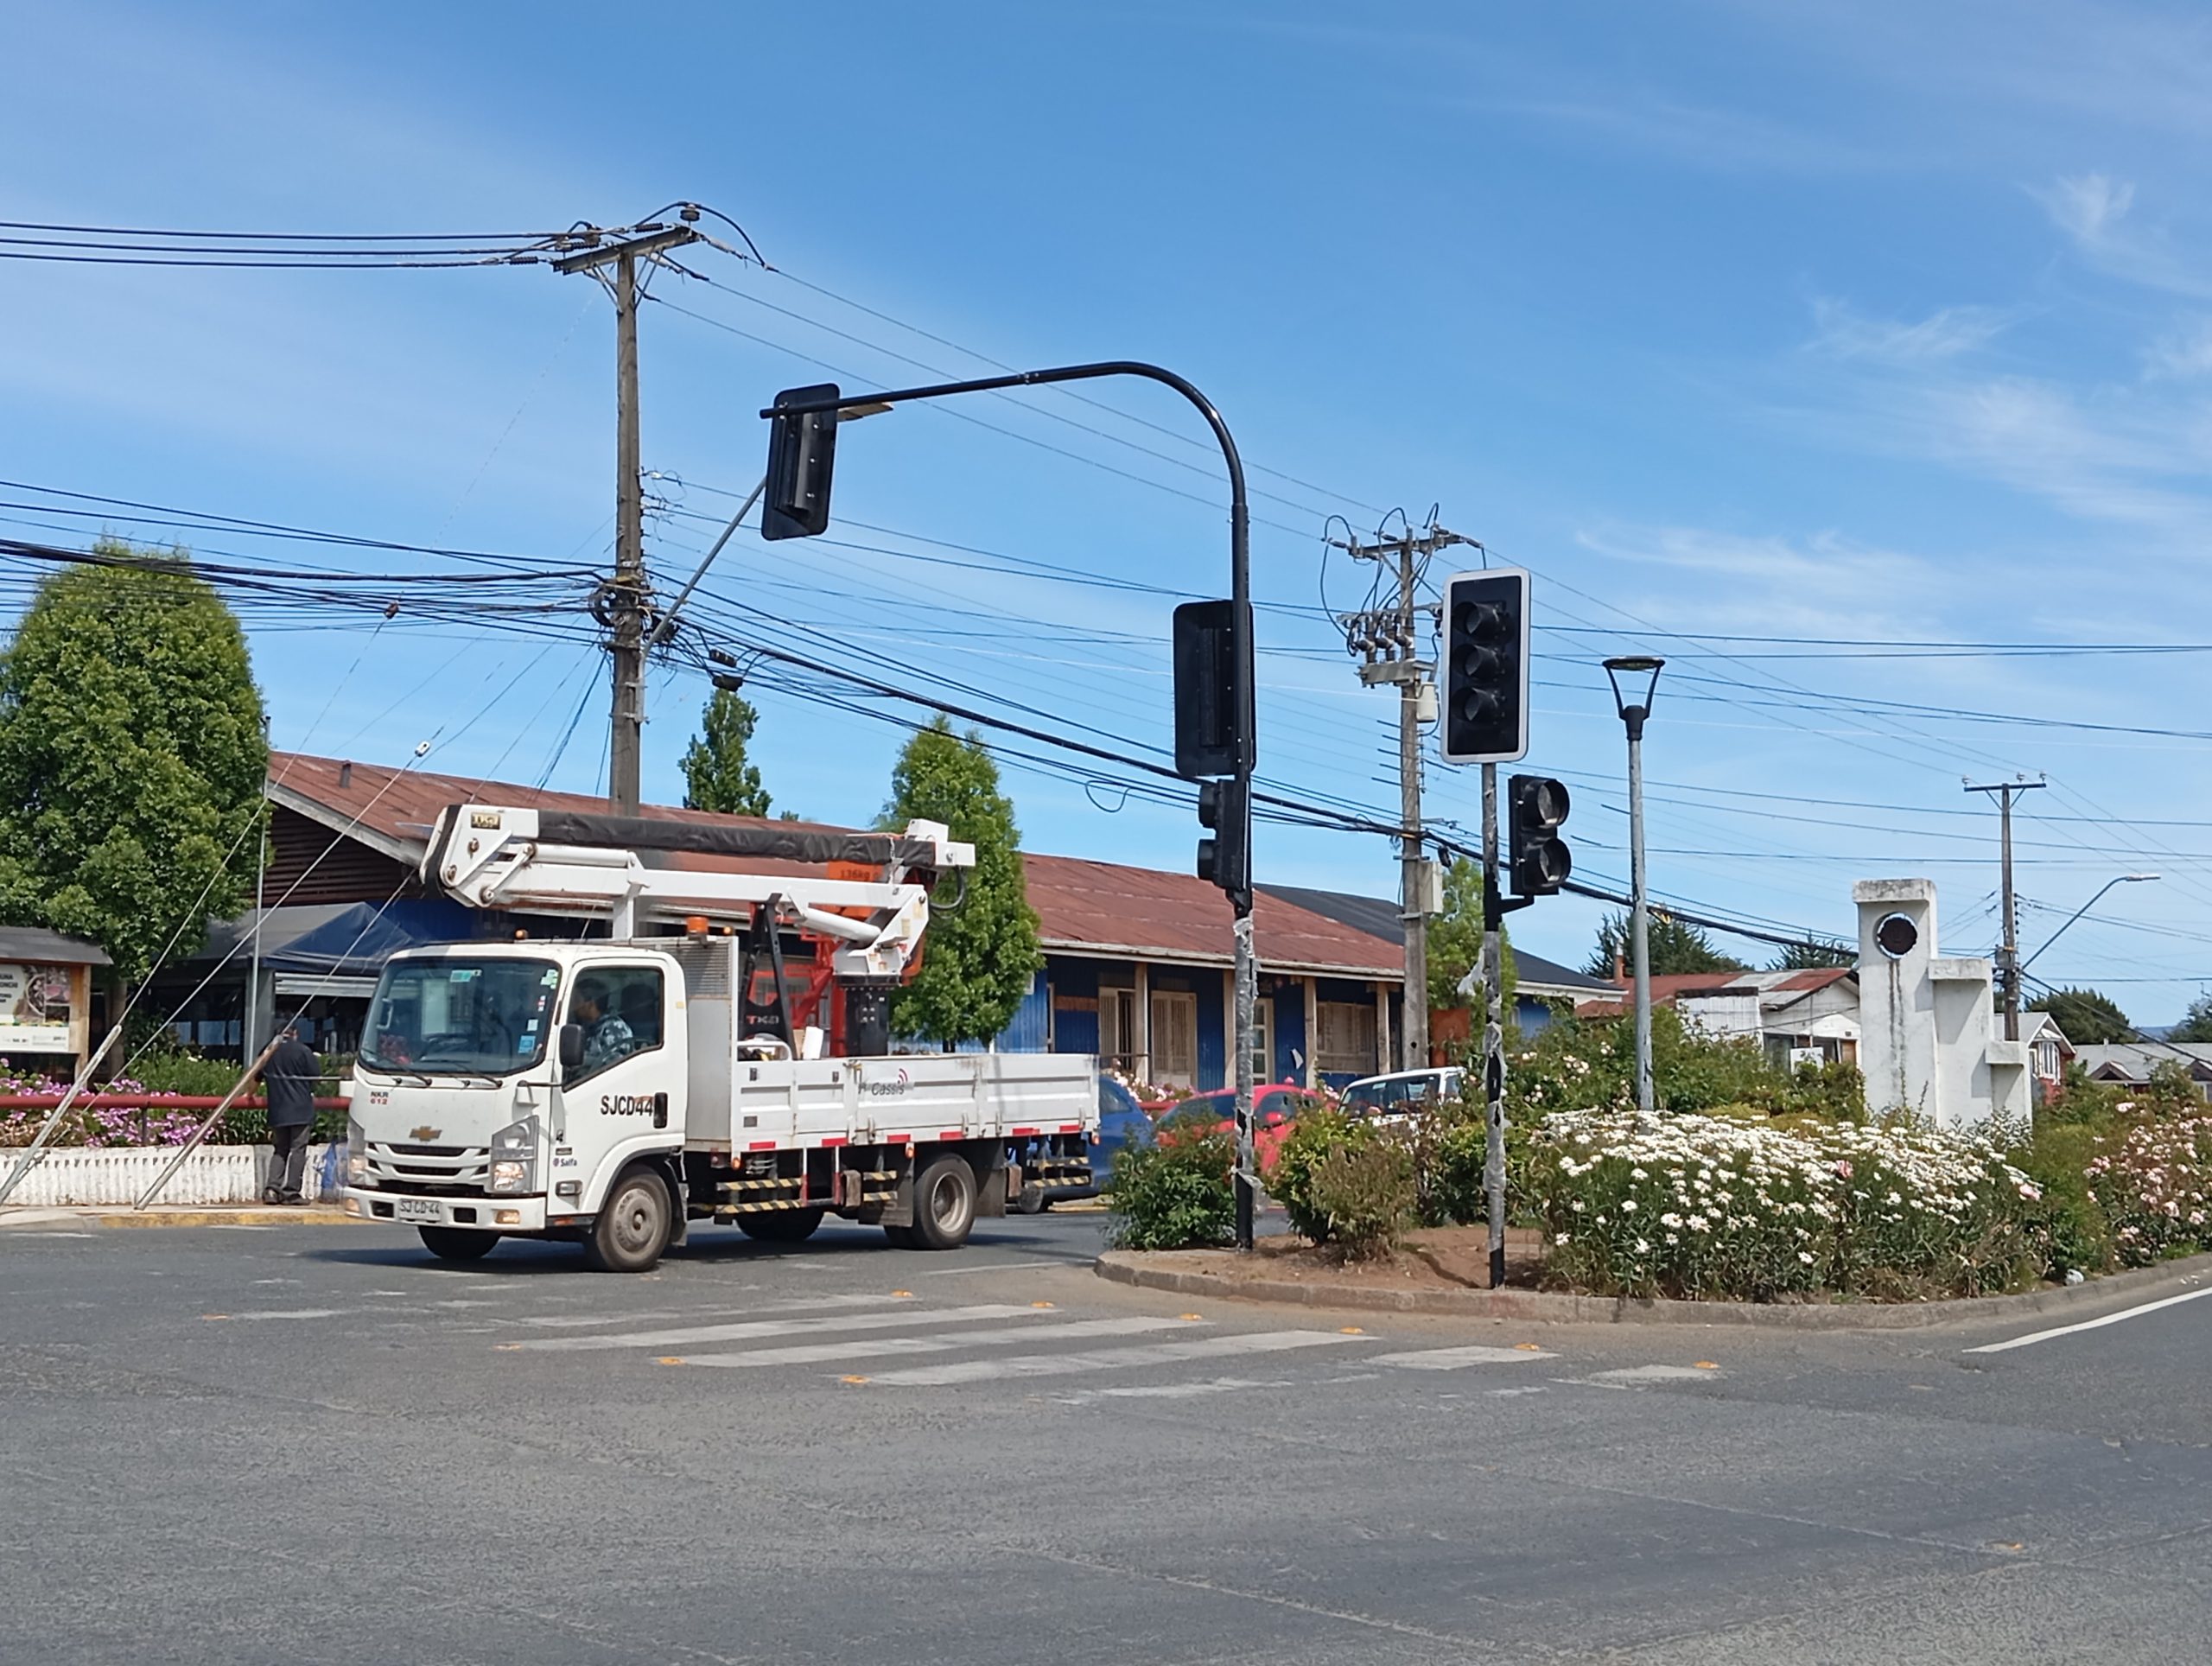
410, 1126, 443, 1142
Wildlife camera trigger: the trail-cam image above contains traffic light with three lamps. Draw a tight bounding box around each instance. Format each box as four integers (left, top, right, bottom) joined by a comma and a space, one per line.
1440, 567, 1531, 765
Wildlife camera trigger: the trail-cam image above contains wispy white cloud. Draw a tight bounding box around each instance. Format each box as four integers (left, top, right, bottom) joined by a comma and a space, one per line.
1572, 523, 1942, 639
2036, 172, 2137, 249
1807, 297, 2008, 363
2142, 318, 2212, 379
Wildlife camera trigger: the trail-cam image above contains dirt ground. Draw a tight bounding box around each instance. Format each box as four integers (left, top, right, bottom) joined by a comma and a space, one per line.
1146, 1224, 1547, 1292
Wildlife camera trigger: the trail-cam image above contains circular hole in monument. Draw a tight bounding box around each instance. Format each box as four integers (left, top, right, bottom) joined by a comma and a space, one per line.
1874, 912, 1919, 959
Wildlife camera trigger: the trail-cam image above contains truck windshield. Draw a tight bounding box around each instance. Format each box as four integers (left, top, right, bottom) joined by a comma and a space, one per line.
360, 957, 563, 1077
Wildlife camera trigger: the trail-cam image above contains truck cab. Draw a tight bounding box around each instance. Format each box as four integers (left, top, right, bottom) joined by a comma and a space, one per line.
346, 942, 692, 1269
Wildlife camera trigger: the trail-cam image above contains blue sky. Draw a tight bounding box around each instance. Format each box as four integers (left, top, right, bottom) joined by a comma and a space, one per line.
6, 1, 2212, 1020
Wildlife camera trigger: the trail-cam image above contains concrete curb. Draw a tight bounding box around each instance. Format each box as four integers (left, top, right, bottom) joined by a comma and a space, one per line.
1, 1205, 353, 1230
1093, 1249, 2212, 1332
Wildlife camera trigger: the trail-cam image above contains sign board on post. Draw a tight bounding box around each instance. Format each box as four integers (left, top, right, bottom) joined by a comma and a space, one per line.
0, 963, 73, 1054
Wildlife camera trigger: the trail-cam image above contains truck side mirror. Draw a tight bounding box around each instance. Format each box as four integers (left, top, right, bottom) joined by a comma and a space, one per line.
558, 1024, 585, 1072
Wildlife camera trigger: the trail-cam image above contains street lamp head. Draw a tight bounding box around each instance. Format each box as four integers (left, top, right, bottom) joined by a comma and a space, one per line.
2126, 872, 2159, 882
1603, 656, 1666, 727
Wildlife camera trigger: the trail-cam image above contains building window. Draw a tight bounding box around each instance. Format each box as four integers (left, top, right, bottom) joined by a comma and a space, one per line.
1150, 990, 1198, 1088
1314, 1001, 1376, 1077
1099, 984, 1141, 1078
1247, 999, 1274, 1084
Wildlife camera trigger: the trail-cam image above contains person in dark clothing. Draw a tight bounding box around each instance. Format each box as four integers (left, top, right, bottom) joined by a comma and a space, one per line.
262, 1027, 320, 1205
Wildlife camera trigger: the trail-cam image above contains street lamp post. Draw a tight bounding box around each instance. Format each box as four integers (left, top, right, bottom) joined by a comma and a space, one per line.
2018, 873, 2159, 979
1604, 657, 1665, 1126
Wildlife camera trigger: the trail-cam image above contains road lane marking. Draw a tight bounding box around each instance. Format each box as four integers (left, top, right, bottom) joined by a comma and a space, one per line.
1058, 1376, 1289, 1402
511, 1302, 1046, 1352
914, 1259, 1068, 1276
677, 1315, 1194, 1369
1964, 1281, 2212, 1353
1585, 1364, 1718, 1385
860, 1329, 1372, 1387
1369, 1345, 1556, 1370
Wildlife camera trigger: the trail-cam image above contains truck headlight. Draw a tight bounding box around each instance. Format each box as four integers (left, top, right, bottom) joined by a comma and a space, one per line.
346, 1117, 370, 1186
486, 1115, 540, 1194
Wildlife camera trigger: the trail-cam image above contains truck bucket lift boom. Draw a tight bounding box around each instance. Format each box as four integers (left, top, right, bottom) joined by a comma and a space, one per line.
419, 804, 974, 982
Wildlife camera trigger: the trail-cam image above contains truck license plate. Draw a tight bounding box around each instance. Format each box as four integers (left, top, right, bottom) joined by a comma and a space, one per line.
394, 1198, 442, 1224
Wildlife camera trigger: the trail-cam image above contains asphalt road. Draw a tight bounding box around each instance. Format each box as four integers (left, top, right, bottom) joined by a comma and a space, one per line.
3, 1211, 2207, 1664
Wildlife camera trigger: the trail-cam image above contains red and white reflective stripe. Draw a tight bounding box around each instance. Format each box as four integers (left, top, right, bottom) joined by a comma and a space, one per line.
746, 1140, 778, 1152
938, 1129, 963, 1141
886, 1133, 910, 1143
1058, 1123, 1084, 1134
1010, 1127, 1039, 1137
819, 1135, 848, 1148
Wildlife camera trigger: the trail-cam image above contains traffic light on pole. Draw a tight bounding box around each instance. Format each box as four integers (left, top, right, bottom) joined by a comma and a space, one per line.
1196, 777, 1250, 899
1440, 567, 1531, 765
761, 383, 841, 541
1508, 774, 1572, 897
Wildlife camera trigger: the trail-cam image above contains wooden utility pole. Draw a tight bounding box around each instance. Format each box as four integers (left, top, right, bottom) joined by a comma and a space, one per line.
555, 219, 702, 816
1966, 776, 2045, 1040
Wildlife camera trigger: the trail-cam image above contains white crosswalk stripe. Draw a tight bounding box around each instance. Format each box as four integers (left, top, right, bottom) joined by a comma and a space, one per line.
1368, 1345, 1555, 1370
677, 1314, 1196, 1368
512, 1301, 1045, 1352
857, 1328, 1370, 1387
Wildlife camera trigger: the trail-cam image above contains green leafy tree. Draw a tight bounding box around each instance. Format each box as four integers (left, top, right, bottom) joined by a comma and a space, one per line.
2030, 986, 2133, 1045
0, 539, 265, 982
679, 688, 772, 817
878, 715, 1040, 1046
1427, 855, 1516, 1010
1583, 909, 1745, 979
1771, 938, 1854, 970
2168, 992, 2212, 1044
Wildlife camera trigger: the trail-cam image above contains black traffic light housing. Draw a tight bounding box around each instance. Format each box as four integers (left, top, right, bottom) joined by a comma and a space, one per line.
1440, 567, 1531, 765
1508, 775, 1572, 897
762, 382, 841, 541
1196, 777, 1250, 900
1172, 599, 1254, 779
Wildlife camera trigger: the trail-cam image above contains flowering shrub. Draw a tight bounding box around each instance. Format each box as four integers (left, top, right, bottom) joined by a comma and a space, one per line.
1528, 1108, 2042, 1300
0, 1070, 207, 1148
2085, 1114, 2212, 1267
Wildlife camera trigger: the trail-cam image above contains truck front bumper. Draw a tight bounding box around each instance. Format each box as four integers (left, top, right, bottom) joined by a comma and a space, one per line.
342, 1189, 548, 1232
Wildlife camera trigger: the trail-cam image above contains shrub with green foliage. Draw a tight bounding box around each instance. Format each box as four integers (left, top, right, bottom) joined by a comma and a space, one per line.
1266, 1105, 1372, 1242
2013, 1122, 2117, 1279
1508, 1009, 1866, 1127
1105, 1129, 1236, 1250
1308, 1139, 1416, 1258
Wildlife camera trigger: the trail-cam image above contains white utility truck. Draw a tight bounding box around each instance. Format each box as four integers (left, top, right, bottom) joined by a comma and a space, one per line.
340, 804, 1096, 1269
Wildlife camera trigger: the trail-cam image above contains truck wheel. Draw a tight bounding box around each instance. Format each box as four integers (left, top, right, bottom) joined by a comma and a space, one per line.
584, 1169, 673, 1273
910, 1154, 977, 1250
737, 1208, 823, 1243
418, 1225, 498, 1262
1014, 1182, 1051, 1216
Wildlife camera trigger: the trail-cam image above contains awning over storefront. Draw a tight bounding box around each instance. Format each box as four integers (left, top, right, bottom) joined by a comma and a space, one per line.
199, 898, 478, 982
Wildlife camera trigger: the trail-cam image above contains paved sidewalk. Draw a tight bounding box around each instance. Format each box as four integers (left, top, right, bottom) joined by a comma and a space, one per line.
0, 1203, 350, 1229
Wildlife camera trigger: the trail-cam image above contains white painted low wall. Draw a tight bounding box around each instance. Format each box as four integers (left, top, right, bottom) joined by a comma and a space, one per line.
0, 1143, 340, 1207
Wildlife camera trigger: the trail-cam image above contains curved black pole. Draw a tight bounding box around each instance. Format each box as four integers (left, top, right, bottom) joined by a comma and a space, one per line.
764, 364, 1259, 1247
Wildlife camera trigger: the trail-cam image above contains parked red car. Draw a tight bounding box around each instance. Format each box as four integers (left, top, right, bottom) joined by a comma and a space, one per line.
1157, 1082, 1326, 1171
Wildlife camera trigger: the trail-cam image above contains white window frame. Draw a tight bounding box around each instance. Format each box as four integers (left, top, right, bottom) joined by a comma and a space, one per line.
1150, 990, 1198, 1089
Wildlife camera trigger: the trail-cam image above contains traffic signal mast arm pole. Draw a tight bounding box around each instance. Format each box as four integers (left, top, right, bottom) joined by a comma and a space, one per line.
761, 363, 1262, 1250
